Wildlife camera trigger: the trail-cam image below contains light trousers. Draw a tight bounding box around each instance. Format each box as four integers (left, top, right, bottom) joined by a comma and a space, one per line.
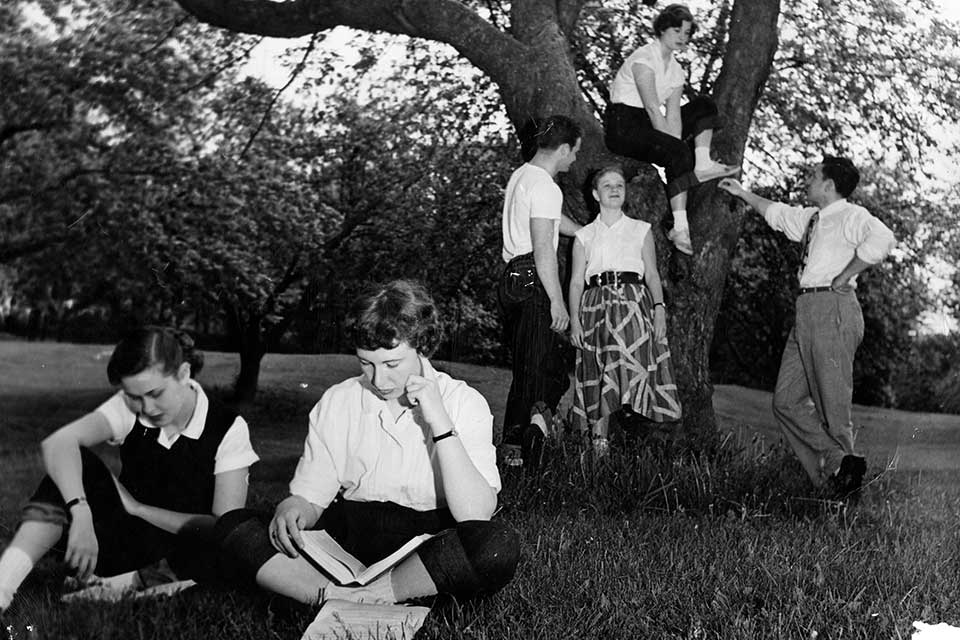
772, 291, 864, 485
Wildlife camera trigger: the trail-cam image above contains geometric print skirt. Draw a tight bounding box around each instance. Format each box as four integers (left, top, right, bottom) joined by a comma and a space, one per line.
572, 282, 682, 434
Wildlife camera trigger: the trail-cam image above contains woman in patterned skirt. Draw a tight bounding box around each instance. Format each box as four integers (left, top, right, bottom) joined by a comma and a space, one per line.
568, 165, 682, 451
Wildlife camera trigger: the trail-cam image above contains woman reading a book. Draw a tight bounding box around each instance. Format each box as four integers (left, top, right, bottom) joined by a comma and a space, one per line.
217, 279, 519, 605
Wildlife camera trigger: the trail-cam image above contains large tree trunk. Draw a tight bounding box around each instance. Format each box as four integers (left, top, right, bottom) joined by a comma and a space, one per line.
667, 0, 781, 444
222, 300, 267, 402
170, 0, 782, 437
234, 337, 266, 403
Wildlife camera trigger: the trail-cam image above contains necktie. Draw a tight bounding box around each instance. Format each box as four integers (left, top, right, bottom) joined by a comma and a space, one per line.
798, 210, 819, 280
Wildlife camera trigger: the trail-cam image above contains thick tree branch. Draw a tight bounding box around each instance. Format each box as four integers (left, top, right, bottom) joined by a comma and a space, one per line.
556, 0, 586, 38
171, 0, 526, 80
0, 121, 69, 147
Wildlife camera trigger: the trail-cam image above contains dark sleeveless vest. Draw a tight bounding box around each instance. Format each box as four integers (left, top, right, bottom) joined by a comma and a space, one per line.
118, 396, 237, 515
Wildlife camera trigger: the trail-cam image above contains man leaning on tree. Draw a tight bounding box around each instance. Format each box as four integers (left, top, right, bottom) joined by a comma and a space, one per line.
719, 156, 896, 496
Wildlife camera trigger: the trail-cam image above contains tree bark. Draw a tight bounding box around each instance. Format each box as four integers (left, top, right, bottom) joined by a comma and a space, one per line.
170, 0, 783, 437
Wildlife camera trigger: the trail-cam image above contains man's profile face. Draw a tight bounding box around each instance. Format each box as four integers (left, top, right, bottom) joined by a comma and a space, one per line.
806, 164, 829, 202
558, 138, 581, 173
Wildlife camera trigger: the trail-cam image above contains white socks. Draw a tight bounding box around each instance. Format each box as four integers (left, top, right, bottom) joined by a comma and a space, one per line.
694, 146, 713, 170
673, 209, 689, 231
0, 547, 35, 611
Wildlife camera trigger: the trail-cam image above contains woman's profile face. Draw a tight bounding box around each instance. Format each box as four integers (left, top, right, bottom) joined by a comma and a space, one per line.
660, 21, 692, 51
120, 363, 190, 428
593, 171, 626, 210
356, 341, 422, 402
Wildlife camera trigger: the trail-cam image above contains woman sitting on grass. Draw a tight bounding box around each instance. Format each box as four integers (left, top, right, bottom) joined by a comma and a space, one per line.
569, 165, 682, 452
216, 279, 519, 605
0, 327, 259, 613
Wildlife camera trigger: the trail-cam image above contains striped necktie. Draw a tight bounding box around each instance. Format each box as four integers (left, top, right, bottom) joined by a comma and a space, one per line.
798, 210, 819, 280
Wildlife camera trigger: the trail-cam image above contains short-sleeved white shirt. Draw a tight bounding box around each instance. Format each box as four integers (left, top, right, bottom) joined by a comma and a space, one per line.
501, 163, 563, 262
288, 358, 501, 512
575, 215, 650, 282
609, 41, 685, 110
95, 379, 259, 474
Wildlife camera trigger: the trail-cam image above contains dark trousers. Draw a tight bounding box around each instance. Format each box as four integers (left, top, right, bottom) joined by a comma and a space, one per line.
216, 501, 520, 599
498, 253, 572, 438
21, 447, 223, 581
604, 96, 721, 198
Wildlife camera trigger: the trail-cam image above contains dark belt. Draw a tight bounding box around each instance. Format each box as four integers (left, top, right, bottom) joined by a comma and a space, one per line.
588, 271, 641, 289
798, 286, 833, 295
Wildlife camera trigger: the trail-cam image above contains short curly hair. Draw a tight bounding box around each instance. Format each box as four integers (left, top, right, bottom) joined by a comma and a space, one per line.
820, 155, 860, 198
345, 280, 443, 357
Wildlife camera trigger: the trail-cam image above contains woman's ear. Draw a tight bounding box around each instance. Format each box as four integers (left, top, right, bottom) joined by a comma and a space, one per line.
177, 361, 191, 381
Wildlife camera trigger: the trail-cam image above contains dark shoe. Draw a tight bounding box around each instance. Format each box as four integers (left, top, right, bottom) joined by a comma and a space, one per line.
832, 454, 866, 497
520, 424, 546, 470
694, 162, 741, 183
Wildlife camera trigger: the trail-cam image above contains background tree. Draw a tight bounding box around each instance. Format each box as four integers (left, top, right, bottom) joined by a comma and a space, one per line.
4, 0, 958, 415
165, 0, 782, 440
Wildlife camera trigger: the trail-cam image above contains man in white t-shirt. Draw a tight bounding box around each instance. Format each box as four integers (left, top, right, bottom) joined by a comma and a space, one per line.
498, 115, 583, 466
719, 156, 896, 497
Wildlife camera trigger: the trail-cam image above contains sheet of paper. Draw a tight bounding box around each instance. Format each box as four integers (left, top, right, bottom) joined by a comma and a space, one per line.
301, 600, 430, 640
913, 621, 960, 640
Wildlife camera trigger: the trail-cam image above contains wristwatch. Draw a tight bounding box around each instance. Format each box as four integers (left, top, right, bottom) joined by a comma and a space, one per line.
432, 429, 459, 443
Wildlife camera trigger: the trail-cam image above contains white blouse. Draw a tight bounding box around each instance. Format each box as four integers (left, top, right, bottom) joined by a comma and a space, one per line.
609, 41, 685, 110
575, 215, 650, 282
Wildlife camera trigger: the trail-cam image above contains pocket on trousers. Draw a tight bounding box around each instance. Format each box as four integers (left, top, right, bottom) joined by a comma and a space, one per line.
500, 263, 538, 306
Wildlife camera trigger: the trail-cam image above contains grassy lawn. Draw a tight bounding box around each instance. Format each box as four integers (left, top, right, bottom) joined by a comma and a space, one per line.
2, 340, 960, 639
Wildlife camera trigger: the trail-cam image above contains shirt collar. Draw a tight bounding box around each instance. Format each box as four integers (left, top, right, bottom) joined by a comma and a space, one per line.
818, 198, 847, 217
179, 378, 208, 440
596, 213, 626, 230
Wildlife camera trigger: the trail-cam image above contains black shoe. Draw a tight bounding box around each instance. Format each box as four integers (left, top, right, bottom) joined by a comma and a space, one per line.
520, 424, 546, 470
832, 454, 867, 497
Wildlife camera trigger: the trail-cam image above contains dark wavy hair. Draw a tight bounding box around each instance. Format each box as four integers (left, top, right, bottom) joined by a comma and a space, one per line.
345, 280, 443, 357
106, 326, 204, 385
653, 4, 697, 38
820, 155, 860, 198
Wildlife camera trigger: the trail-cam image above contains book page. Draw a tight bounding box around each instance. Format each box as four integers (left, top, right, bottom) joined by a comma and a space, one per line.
355, 533, 436, 585
299, 530, 437, 586
301, 600, 431, 640
299, 530, 367, 585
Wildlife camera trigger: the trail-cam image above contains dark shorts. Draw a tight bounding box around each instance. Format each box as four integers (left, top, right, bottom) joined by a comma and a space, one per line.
22, 447, 225, 581
217, 500, 520, 599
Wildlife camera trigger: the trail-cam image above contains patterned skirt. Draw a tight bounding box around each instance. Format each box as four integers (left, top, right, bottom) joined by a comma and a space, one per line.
572, 282, 682, 433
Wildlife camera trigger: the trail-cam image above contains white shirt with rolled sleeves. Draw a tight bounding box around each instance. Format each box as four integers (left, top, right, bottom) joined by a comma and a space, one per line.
763, 198, 896, 289
288, 358, 501, 512
501, 163, 562, 263
95, 378, 260, 474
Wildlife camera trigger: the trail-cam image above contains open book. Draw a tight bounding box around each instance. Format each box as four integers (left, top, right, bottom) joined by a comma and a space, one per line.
297, 530, 436, 586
